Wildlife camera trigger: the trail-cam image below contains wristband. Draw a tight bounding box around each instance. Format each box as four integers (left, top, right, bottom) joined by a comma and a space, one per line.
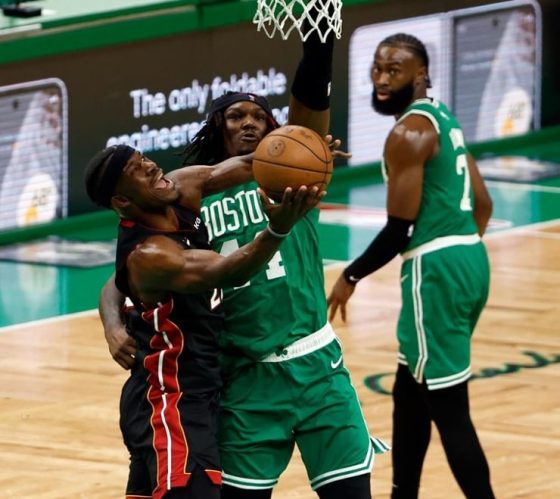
267, 223, 291, 239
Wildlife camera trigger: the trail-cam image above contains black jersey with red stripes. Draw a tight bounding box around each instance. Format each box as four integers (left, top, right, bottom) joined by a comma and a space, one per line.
115, 204, 224, 395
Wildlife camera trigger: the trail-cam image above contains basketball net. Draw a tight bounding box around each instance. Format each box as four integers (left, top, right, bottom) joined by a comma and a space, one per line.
253, 0, 342, 42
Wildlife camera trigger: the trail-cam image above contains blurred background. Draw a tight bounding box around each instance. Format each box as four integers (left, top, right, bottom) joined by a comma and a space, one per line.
0, 0, 559, 326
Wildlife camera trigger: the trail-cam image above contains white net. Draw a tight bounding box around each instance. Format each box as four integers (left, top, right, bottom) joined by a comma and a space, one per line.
253, 0, 342, 42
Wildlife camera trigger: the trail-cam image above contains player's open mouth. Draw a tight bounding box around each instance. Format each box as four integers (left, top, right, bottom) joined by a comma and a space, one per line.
154, 175, 171, 189
241, 133, 258, 142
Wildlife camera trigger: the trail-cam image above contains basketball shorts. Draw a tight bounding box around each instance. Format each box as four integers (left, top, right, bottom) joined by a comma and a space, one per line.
120, 370, 222, 499
397, 241, 490, 390
219, 324, 390, 491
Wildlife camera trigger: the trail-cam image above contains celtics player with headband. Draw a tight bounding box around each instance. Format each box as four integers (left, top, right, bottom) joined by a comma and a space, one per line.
328, 33, 495, 498
182, 9, 389, 499
99, 6, 389, 499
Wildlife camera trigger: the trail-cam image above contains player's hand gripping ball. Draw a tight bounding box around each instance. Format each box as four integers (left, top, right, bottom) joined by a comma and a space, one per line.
253, 125, 333, 201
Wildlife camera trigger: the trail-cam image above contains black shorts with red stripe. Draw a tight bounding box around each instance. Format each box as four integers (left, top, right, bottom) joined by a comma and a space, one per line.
120, 370, 221, 499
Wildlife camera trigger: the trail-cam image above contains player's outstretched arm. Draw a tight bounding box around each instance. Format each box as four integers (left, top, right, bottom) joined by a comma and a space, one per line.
166, 154, 254, 212
129, 228, 285, 299
130, 186, 324, 302
288, 19, 334, 137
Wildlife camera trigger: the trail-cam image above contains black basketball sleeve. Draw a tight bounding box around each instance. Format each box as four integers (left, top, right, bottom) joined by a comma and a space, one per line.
343, 216, 415, 284
290, 21, 334, 111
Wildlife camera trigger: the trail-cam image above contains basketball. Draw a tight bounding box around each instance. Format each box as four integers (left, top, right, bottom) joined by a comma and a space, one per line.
252, 125, 333, 200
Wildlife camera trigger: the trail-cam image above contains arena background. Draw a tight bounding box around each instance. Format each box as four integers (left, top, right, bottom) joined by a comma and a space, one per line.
0, 0, 558, 218
0, 2, 559, 497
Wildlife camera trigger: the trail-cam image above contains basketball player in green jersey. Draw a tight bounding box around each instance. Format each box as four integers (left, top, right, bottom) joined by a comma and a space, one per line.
327, 34, 495, 498
99, 20, 388, 499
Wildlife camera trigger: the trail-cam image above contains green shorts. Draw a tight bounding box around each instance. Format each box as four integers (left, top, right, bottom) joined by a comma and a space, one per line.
219, 324, 389, 491
397, 240, 490, 390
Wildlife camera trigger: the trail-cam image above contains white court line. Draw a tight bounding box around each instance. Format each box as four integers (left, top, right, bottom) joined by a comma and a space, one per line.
1, 220, 559, 333
323, 218, 560, 271
0, 309, 98, 333
485, 218, 560, 239
507, 230, 560, 240
486, 181, 560, 194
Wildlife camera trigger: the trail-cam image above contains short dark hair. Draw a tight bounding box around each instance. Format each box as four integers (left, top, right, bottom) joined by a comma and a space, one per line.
378, 33, 432, 88
84, 145, 135, 208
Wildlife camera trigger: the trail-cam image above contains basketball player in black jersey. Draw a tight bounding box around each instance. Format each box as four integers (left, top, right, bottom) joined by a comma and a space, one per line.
84, 144, 323, 499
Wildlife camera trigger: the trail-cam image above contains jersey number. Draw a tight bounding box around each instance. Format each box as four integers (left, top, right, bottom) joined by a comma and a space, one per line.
450, 128, 472, 212
219, 235, 286, 289
455, 154, 473, 211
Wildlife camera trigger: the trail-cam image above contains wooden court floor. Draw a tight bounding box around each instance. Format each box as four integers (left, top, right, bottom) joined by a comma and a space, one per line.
0, 221, 559, 498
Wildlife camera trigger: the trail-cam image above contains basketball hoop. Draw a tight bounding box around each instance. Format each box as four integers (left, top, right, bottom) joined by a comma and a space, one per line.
253, 0, 342, 42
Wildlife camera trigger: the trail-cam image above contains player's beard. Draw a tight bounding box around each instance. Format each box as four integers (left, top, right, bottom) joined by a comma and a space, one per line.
371, 80, 415, 116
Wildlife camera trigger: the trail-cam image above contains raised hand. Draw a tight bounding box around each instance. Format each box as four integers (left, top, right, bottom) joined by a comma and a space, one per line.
259, 185, 325, 235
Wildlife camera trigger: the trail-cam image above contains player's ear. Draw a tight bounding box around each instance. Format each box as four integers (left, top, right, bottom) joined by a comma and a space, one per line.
416, 66, 428, 87
111, 195, 130, 210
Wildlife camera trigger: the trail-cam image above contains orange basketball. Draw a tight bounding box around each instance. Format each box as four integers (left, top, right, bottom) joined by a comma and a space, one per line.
253, 125, 333, 200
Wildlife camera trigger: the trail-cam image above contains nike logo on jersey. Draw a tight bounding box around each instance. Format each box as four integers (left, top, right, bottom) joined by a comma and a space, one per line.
400, 274, 409, 283
331, 355, 343, 369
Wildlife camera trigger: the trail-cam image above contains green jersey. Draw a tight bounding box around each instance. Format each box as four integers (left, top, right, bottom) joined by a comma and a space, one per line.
201, 180, 327, 374
383, 98, 480, 251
